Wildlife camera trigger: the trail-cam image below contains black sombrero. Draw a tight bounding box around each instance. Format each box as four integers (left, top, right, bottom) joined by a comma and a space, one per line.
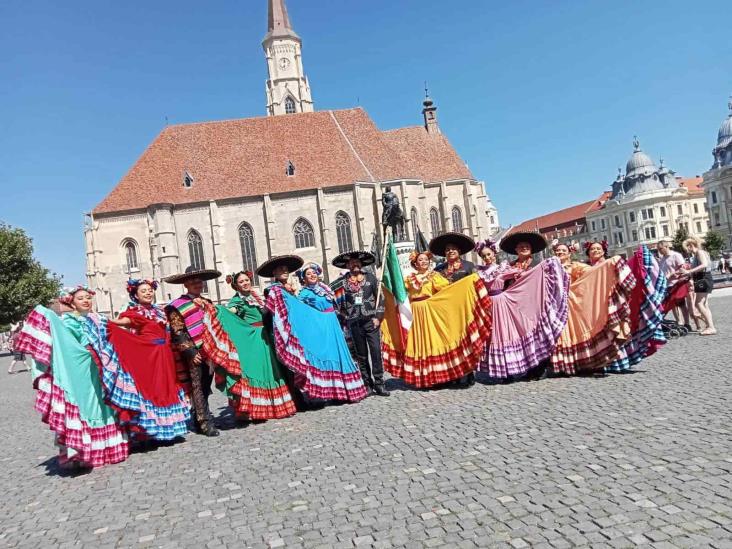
428, 232, 475, 257
255, 255, 304, 279
165, 266, 222, 284
331, 250, 376, 269
499, 231, 547, 255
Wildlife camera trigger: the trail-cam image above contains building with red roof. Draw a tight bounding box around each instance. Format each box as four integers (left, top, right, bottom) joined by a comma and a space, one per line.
84, 0, 500, 312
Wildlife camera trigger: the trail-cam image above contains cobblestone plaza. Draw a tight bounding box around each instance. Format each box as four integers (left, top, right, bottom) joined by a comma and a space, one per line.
1, 298, 730, 549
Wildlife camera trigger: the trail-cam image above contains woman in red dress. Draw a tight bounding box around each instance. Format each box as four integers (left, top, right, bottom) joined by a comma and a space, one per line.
101, 279, 191, 440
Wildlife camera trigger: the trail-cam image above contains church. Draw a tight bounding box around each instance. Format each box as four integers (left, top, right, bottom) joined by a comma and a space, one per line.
84, 0, 501, 314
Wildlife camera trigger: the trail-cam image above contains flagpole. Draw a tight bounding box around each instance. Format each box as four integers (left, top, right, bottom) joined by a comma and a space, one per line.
375, 226, 392, 308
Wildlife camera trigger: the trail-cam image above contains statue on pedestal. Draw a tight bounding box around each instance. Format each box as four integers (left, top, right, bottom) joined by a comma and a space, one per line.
381, 186, 405, 239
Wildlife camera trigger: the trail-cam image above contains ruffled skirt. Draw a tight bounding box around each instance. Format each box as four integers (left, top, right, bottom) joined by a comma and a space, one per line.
382, 274, 492, 388
551, 257, 636, 374
201, 305, 297, 420
607, 246, 667, 372
266, 288, 367, 402
479, 258, 569, 380
16, 306, 129, 468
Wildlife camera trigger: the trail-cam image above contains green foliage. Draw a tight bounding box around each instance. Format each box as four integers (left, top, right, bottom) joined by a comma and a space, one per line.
0, 223, 62, 325
671, 226, 689, 254
703, 229, 726, 259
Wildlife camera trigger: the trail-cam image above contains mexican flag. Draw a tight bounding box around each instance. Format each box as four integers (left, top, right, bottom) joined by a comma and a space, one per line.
381, 235, 412, 347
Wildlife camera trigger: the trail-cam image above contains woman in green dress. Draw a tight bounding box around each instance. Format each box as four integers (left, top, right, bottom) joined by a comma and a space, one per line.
215, 271, 297, 420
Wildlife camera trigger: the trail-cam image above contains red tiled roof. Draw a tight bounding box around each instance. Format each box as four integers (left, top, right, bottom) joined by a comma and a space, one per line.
511, 194, 607, 234
94, 108, 474, 214
677, 176, 704, 195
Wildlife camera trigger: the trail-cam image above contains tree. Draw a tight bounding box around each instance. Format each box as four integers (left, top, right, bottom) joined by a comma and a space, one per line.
0, 223, 61, 325
671, 225, 689, 254
704, 229, 725, 259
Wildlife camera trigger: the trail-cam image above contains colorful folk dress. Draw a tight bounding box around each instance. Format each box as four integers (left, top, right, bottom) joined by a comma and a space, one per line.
606, 245, 667, 372
551, 256, 636, 375
265, 283, 367, 402
207, 292, 296, 420
381, 273, 492, 388
15, 307, 129, 468
479, 257, 570, 380
95, 304, 190, 439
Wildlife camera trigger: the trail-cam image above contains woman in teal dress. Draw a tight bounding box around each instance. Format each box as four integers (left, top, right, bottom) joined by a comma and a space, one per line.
215, 271, 296, 420
15, 286, 129, 470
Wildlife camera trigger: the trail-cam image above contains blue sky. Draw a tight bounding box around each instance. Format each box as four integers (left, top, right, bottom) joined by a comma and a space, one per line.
1, 0, 730, 283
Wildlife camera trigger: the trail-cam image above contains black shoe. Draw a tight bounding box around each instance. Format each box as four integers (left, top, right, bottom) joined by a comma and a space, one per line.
373, 385, 390, 397
466, 372, 476, 386
201, 422, 220, 437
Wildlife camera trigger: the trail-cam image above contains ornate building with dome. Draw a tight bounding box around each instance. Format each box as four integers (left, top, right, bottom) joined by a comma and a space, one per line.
585, 138, 709, 257
83, 0, 500, 314
702, 98, 732, 248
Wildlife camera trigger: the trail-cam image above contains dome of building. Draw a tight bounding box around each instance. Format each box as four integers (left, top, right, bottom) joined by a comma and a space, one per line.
625, 138, 656, 177
718, 111, 732, 148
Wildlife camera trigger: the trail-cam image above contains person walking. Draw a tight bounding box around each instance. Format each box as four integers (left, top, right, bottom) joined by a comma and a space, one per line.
680, 237, 717, 336
7, 322, 30, 374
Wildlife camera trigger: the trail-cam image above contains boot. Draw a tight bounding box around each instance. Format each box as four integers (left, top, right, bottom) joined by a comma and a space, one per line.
373, 384, 390, 397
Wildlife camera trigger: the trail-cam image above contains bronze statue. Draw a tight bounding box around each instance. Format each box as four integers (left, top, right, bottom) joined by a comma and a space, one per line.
381, 186, 405, 238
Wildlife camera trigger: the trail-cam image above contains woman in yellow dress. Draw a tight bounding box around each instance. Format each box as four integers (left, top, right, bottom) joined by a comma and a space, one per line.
405, 251, 450, 302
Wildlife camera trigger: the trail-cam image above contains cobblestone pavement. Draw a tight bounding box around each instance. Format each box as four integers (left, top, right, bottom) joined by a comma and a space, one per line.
1, 299, 731, 549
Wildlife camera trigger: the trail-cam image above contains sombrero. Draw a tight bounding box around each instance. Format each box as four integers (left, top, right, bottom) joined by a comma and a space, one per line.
331, 250, 376, 269
165, 266, 222, 284
256, 255, 304, 279
499, 231, 547, 255
428, 232, 475, 257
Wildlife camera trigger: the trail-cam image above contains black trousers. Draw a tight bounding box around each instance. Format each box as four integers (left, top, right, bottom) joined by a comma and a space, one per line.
348, 317, 384, 387
190, 361, 215, 428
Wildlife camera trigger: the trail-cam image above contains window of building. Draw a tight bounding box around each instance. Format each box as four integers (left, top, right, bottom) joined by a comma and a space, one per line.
451, 206, 464, 233
183, 172, 193, 188
285, 161, 295, 176
613, 232, 624, 245
187, 230, 208, 292
693, 203, 699, 214
714, 212, 721, 226
601, 218, 606, 229
410, 207, 419, 241
696, 221, 702, 233
591, 220, 596, 232
284, 96, 296, 114
123, 239, 139, 273
429, 207, 442, 238
490, 215, 495, 224
662, 225, 669, 237
711, 191, 718, 204
614, 215, 622, 227
644, 226, 656, 240
335, 211, 353, 253
293, 218, 315, 249
238, 222, 259, 284
677, 204, 683, 216
629, 211, 636, 223
659, 207, 665, 218
631, 229, 638, 241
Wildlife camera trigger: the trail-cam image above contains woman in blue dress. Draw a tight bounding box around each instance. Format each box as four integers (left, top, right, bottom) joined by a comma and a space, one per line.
259, 256, 366, 403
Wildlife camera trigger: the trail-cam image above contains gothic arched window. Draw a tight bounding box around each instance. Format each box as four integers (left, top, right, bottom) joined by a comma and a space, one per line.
293, 218, 315, 249
123, 239, 139, 273
284, 96, 296, 114
238, 222, 259, 284
429, 207, 442, 238
335, 211, 353, 253
451, 206, 464, 233
187, 230, 208, 291
410, 207, 419, 241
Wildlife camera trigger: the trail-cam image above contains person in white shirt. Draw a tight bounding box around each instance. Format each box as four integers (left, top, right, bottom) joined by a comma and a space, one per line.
657, 240, 691, 329
680, 237, 717, 335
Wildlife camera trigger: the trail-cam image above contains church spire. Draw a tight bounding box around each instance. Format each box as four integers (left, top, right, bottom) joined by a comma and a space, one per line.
265, 0, 300, 42
422, 82, 440, 134
262, 0, 314, 116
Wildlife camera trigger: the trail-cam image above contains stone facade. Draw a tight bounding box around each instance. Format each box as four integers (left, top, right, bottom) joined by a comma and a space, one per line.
701, 99, 732, 248
86, 178, 497, 315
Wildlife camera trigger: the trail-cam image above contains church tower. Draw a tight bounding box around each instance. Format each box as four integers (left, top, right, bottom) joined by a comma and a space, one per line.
263, 0, 314, 116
